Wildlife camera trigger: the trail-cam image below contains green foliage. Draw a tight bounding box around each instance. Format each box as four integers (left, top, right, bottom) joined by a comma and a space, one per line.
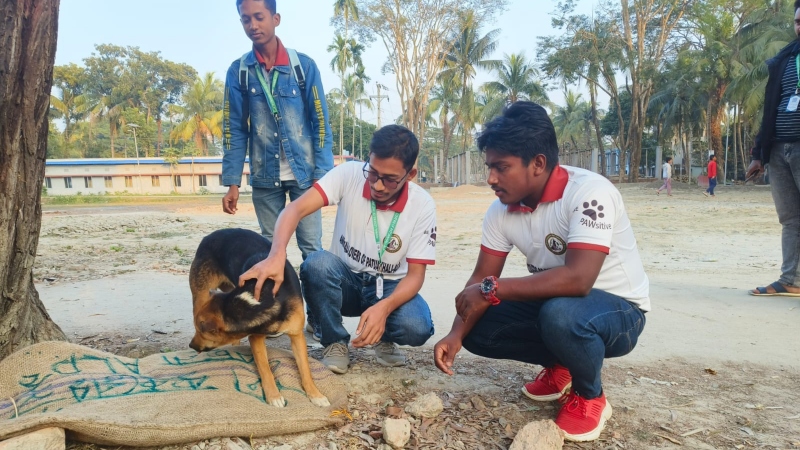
49, 44, 198, 159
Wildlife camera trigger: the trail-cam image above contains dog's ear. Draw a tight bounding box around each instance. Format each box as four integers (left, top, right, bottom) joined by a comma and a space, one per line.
198, 317, 221, 334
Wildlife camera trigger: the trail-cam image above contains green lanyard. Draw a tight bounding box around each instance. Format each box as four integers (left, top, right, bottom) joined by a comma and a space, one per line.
254, 65, 280, 117
795, 54, 800, 94
371, 201, 400, 272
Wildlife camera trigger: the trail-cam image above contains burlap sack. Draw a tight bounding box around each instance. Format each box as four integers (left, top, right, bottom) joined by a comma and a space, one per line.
0, 341, 346, 446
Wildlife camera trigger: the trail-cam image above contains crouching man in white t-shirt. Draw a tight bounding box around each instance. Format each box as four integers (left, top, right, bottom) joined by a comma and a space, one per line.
433, 102, 650, 442
240, 125, 437, 374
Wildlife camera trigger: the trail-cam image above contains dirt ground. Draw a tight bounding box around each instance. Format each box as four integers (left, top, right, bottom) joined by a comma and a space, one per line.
27, 180, 800, 449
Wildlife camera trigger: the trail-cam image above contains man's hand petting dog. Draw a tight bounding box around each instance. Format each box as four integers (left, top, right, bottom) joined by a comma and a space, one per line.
455, 283, 490, 323
239, 253, 286, 301
352, 303, 390, 348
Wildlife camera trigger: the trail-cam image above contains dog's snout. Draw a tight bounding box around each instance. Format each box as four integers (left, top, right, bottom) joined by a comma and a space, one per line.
189, 337, 205, 352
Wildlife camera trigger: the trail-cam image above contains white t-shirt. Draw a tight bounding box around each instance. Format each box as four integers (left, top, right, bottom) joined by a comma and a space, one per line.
481, 165, 650, 311
662, 162, 672, 179
314, 161, 437, 280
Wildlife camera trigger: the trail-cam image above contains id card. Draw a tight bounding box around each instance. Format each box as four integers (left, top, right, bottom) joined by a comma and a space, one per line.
376, 274, 384, 299
788, 95, 800, 112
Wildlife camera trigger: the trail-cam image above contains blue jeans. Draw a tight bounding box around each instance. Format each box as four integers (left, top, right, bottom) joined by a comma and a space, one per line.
299, 250, 434, 348
252, 181, 322, 260
462, 290, 646, 399
769, 142, 800, 287
706, 177, 717, 195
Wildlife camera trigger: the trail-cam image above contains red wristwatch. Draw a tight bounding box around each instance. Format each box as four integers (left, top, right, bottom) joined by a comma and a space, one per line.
480, 276, 501, 306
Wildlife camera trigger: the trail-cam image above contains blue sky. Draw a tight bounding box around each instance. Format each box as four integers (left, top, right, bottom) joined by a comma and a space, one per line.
56, 0, 596, 125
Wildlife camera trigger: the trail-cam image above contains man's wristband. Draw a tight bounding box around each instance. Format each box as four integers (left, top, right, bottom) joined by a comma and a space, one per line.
480, 276, 501, 306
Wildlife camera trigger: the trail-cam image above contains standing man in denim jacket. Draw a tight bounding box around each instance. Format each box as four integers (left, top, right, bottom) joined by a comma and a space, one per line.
747, 0, 800, 297
222, 0, 334, 262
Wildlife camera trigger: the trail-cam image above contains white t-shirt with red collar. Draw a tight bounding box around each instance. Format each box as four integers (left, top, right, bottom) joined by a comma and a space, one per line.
481, 165, 651, 311
314, 161, 437, 280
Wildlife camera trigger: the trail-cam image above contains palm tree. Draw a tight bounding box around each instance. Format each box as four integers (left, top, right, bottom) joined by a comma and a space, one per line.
86, 94, 126, 158
439, 11, 502, 152
348, 67, 372, 159
333, 0, 359, 39
428, 80, 461, 166
328, 35, 365, 156
169, 72, 224, 156
481, 53, 550, 120
552, 91, 592, 152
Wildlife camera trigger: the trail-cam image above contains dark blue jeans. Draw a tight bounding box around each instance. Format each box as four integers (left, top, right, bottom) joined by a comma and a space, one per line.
462, 290, 646, 399
299, 250, 434, 347
706, 177, 717, 195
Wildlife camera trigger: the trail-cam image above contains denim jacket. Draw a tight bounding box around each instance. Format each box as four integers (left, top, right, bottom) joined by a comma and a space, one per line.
222, 49, 334, 189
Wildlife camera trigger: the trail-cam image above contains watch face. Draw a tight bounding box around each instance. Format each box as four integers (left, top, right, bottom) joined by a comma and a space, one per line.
481, 278, 493, 294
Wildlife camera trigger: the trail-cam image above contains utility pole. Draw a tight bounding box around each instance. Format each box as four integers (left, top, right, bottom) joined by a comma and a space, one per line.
370, 82, 389, 128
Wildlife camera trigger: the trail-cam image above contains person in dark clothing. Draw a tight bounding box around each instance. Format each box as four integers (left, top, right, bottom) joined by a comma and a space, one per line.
747, 0, 800, 297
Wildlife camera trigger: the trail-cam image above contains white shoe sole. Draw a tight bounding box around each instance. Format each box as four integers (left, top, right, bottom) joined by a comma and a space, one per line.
520, 382, 572, 402
375, 356, 405, 367
325, 363, 348, 374
562, 400, 613, 442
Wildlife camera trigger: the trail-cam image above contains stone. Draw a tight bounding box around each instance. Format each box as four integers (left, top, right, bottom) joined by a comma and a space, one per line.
271, 445, 293, 450
360, 393, 382, 405
0, 427, 65, 450
509, 420, 564, 450
383, 418, 411, 449
458, 402, 471, 410
470, 396, 487, 410
404, 392, 444, 418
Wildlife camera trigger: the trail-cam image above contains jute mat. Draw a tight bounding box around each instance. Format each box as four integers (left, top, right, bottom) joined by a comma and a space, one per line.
0, 341, 346, 446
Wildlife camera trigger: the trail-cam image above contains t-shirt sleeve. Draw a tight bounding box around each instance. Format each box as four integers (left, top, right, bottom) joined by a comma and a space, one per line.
566, 182, 617, 254
314, 162, 358, 206
480, 201, 513, 257
405, 197, 437, 265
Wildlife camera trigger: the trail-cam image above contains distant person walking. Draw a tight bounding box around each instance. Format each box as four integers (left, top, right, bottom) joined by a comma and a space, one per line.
656, 157, 673, 196
704, 154, 717, 197
746, 0, 800, 297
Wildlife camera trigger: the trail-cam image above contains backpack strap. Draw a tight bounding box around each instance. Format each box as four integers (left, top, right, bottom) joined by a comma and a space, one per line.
238, 49, 309, 133
238, 52, 251, 132
286, 48, 306, 94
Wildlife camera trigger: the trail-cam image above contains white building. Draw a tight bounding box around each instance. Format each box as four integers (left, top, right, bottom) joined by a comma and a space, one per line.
44, 157, 251, 196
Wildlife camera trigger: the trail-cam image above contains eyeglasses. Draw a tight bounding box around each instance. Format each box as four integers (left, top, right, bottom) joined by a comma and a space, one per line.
362, 162, 410, 190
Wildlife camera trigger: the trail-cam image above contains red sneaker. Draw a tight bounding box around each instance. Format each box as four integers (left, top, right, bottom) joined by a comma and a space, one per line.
555, 391, 612, 442
521, 364, 572, 401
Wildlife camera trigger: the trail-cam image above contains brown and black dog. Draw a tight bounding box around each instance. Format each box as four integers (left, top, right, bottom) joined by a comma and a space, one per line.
189, 228, 329, 408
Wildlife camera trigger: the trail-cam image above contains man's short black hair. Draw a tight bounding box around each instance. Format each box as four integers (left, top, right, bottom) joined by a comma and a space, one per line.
369, 125, 419, 170
666, 156, 673, 163
476, 101, 559, 170
236, 0, 276, 14
795, 0, 799, 12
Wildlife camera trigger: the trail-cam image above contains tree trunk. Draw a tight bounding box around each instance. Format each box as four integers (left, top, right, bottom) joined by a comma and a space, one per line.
589, 81, 606, 176
110, 128, 116, 158
157, 117, 163, 157
0, 0, 66, 361
732, 104, 739, 181
707, 80, 727, 160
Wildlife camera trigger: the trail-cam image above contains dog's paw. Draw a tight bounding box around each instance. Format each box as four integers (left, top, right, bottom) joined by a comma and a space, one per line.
268, 396, 287, 408
310, 395, 330, 407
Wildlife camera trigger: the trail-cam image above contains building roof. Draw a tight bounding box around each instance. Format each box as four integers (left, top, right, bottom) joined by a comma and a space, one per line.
45, 157, 237, 166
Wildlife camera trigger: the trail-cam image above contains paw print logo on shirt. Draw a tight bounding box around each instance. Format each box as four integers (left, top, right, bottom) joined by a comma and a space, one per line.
582, 200, 605, 221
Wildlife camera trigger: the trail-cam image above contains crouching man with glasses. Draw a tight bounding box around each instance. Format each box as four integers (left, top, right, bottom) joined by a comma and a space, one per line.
239, 125, 437, 374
